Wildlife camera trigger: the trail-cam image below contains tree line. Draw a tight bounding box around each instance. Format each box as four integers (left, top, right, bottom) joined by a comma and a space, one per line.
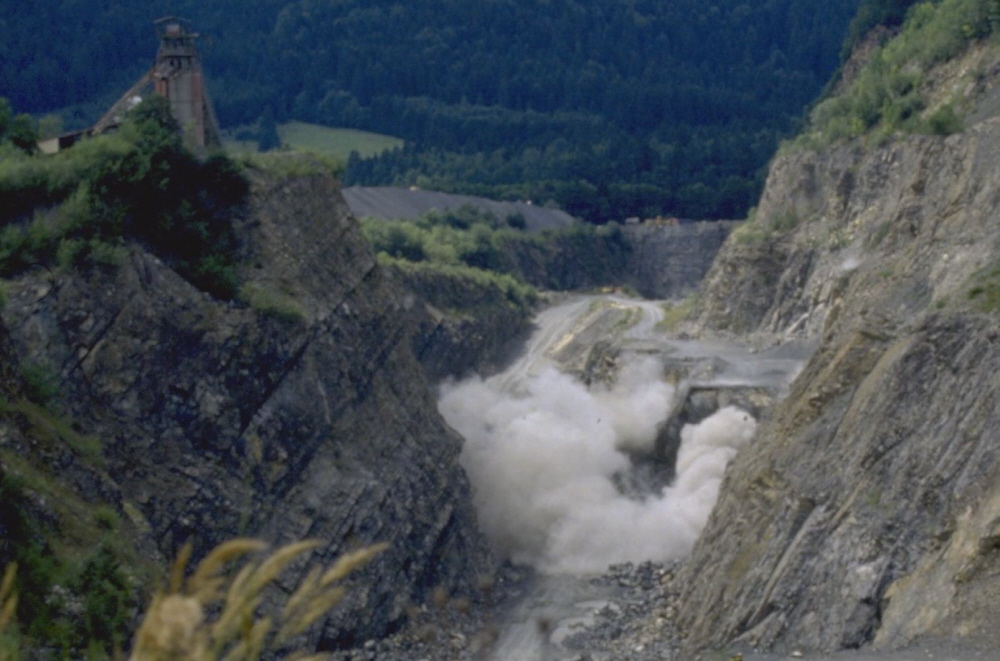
2, 0, 865, 222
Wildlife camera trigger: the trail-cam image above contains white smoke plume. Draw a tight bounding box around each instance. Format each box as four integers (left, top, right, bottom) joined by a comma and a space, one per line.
438, 358, 756, 574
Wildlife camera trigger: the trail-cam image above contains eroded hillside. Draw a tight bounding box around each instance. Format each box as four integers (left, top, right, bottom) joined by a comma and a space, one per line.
0, 166, 494, 652
676, 21, 1000, 656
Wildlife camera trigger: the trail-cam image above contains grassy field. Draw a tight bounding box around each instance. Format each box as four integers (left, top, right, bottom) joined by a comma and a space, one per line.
278, 121, 403, 160
224, 121, 404, 161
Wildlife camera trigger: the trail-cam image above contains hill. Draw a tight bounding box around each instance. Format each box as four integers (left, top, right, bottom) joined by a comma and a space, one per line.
1, 0, 860, 222
672, 0, 1000, 654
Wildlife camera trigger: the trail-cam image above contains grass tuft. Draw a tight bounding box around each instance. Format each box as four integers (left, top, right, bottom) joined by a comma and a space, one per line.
126, 539, 387, 661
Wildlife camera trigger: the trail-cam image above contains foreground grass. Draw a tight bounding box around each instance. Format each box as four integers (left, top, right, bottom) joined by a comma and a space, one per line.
1, 540, 386, 661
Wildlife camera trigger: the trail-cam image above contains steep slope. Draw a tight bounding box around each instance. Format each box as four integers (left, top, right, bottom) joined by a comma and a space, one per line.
677, 32, 1000, 655
0, 170, 492, 649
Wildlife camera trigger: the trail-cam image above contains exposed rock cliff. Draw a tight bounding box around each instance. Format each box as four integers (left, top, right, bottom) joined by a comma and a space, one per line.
0, 171, 492, 649
677, 42, 1000, 656
621, 221, 736, 299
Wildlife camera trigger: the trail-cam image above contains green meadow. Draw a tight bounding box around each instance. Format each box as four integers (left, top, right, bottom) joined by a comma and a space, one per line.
225, 121, 403, 161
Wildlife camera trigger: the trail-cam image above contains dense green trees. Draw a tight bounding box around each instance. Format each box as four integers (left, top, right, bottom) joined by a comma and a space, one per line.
2, 0, 864, 222
0, 99, 38, 154
842, 0, 923, 56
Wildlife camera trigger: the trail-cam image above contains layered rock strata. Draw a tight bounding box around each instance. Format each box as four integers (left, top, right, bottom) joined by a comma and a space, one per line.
678, 94, 1000, 652
0, 172, 493, 648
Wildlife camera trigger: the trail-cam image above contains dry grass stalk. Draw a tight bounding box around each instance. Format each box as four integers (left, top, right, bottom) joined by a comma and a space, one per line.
128, 538, 387, 661
1, 563, 18, 661
0, 563, 16, 634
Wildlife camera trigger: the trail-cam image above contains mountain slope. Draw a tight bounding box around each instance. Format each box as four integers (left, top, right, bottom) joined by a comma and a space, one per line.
1, 0, 860, 221
0, 166, 494, 651
674, 3, 1000, 653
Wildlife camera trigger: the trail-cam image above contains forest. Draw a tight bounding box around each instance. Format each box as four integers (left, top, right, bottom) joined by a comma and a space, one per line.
1, 0, 885, 222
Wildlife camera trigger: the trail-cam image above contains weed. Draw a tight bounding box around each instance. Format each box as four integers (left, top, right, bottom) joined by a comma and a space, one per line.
771, 209, 802, 232
1, 399, 104, 467
924, 103, 964, 135
0, 472, 136, 659
18, 362, 59, 406
731, 221, 771, 244
92, 506, 120, 532
238, 150, 342, 180
827, 228, 850, 250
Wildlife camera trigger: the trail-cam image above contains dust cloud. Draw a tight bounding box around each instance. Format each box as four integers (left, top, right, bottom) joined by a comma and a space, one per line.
438, 357, 756, 574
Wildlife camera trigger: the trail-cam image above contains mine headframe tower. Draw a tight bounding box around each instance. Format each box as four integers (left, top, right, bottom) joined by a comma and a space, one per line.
91, 17, 222, 149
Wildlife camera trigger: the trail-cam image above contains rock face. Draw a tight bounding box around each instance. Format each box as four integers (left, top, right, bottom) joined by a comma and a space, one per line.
392, 220, 735, 380
620, 221, 737, 299
505, 221, 735, 299
0, 172, 492, 648
677, 71, 1000, 654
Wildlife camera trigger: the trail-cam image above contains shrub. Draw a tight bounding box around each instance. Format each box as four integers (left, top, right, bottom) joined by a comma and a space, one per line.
237, 283, 306, 323
18, 362, 60, 406
238, 150, 343, 180
0, 96, 249, 299
924, 103, 964, 134
381, 256, 538, 312
0, 98, 38, 155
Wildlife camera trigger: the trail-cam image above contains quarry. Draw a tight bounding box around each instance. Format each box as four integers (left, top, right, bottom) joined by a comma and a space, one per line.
2, 5, 1000, 661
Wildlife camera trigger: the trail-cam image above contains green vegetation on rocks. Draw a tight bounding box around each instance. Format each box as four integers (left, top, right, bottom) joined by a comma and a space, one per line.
236, 149, 343, 181
362, 206, 539, 315
799, 0, 1000, 146
0, 96, 248, 298
968, 265, 1000, 312
360, 205, 537, 273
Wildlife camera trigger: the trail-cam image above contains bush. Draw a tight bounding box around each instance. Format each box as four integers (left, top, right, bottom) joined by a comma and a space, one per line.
0, 98, 38, 155
237, 283, 306, 322
0, 96, 249, 299
381, 255, 538, 312
238, 150, 343, 179
360, 208, 523, 272
925, 103, 964, 134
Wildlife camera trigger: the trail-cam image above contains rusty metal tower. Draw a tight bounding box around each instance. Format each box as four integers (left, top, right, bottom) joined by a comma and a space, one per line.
92, 17, 221, 149
152, 17, 221, 148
